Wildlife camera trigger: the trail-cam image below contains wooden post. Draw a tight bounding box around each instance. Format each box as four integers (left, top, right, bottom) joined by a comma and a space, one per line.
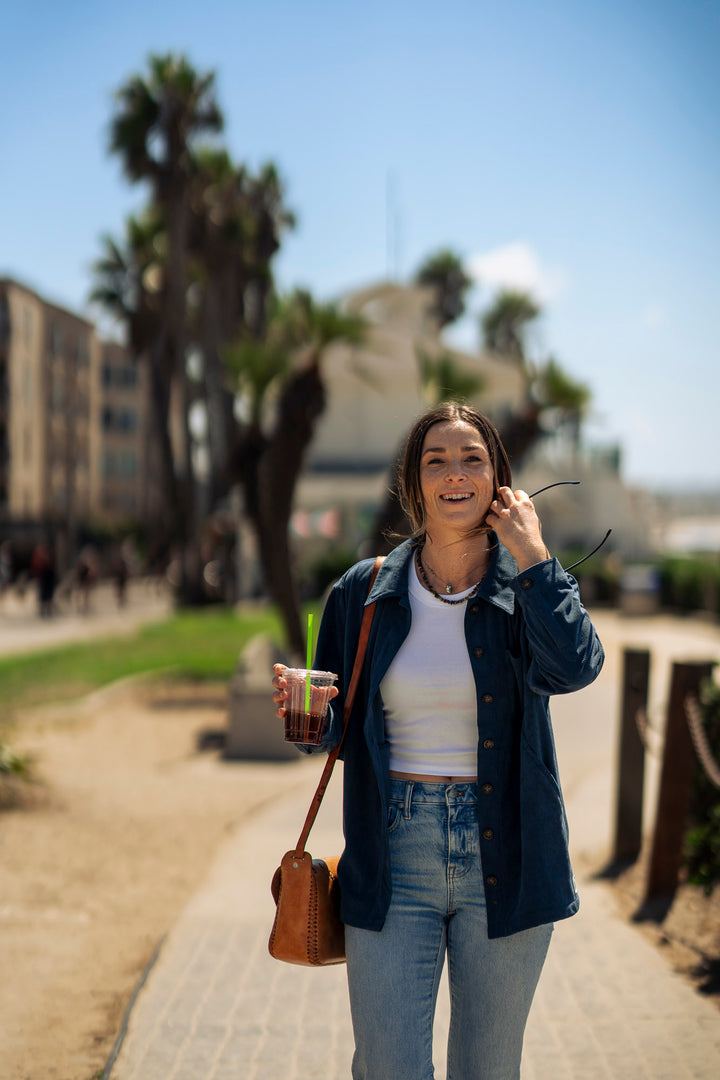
611, 649, 650, 865
639, 660, 714, 915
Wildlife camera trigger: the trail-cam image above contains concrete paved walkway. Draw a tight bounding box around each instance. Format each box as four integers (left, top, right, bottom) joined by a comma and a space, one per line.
0, 577, 172, 656
104, 610, 720, 1079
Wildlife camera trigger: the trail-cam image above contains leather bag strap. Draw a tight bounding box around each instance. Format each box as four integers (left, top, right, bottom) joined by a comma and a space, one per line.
293, 555, 384, 856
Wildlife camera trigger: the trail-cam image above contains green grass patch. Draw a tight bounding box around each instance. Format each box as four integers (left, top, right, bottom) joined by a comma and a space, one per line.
0, 605, 286, 729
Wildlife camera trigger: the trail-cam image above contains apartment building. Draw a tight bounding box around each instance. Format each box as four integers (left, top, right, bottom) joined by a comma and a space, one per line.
0, 277, 150, 533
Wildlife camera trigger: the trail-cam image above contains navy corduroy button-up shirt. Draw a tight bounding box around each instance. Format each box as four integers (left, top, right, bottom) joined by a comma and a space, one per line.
310, 537, 604, 939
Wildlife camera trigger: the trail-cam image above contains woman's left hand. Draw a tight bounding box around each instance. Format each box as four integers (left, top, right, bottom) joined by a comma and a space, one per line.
485, 487, 550, 571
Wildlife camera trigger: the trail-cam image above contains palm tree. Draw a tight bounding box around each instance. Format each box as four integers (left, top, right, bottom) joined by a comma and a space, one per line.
188, 152, 296, 508
536, 357, 591, 454
243, 163, 297, 340
90, 216, 162, 358
228, 290, 366, 657
188, 149, 252, 508
416, 346, 486, 406
480, 292, 591, 465
415, 249, 473, 329
109, 53, 224, 538
480, 290, 541, 369
480, 289, 544, 465
90, 214, 180, 535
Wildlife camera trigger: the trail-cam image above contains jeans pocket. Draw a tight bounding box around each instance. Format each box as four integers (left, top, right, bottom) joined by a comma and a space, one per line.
387, 802, 404, 833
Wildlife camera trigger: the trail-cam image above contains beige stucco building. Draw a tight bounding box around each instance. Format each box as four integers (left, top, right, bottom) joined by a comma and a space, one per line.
0, 278, 151, 539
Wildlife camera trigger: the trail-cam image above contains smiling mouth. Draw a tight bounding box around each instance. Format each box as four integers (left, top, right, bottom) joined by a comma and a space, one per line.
441, 493, 472, 501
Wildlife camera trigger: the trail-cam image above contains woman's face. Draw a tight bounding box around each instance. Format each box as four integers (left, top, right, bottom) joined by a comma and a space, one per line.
419, 419, 496, 538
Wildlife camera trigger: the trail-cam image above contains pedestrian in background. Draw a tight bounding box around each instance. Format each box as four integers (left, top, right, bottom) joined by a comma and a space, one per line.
113, 549, 129, 608
31, 541, 56, 618
0, 540, 12, 605
273, 403, 604, 1080
75, 547, 97, 614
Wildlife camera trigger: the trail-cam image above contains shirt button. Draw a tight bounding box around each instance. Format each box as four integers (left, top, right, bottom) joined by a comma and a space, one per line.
483, 738, 495, 750
473, 646, 484, 658
481, 783, 494, 795
482, 828, 494, 840
486, 875, 499, 887
481, 693, 493, 704
469, 603, 480, 614
521, 578, 533, 590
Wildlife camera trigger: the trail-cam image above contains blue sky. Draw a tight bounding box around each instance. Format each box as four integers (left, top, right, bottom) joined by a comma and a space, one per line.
2, 0, 718, 491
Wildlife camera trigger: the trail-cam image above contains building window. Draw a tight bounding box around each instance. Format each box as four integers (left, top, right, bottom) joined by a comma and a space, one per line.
102, 363, 138, 389
51, 372, 64, 410
102, 406, 137, 433
102, 450, 115, 478
119, 450, 137, 478
76, 340, 89, 368
0, 297, 10, 346
50, 324, 63, 356
120, 408, 137, 432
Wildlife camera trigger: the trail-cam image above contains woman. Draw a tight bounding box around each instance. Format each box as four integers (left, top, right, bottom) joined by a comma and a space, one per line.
272, 403, 604, 1080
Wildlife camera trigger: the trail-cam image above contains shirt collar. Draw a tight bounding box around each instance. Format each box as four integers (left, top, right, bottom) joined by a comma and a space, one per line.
367, 536, 517, 614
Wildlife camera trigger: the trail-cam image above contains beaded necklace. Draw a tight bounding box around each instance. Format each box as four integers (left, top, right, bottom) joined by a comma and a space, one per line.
415, 547, 484, 606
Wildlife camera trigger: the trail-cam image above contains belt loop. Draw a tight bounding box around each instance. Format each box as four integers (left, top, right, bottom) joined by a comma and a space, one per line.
403, 781, 414, 818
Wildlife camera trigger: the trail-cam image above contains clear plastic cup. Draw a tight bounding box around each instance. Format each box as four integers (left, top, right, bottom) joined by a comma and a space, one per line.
282, 668, 338, 744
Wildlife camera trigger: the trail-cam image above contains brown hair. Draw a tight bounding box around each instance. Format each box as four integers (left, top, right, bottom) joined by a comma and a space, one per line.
398, 403, 512, 541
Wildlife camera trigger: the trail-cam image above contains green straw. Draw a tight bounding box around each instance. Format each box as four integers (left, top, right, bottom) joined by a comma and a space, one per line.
305, 613, 314, 712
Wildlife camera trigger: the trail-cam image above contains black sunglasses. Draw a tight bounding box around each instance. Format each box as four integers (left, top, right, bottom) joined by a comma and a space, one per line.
528, 480, 612, 572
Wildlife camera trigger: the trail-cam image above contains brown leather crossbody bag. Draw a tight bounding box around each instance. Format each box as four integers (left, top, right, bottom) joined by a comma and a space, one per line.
268, 556, 383, 966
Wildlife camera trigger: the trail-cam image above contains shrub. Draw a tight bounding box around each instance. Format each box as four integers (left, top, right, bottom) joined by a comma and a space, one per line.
301, 546, 358, 599
683, 679, 720, 893
556, 552, 621, 607
0, 743, 35, 809
659, 556, 720, 617
0, 743, 33, 777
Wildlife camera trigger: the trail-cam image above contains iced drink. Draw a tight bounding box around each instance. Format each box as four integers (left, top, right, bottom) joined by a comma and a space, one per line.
282, 669, 338, 744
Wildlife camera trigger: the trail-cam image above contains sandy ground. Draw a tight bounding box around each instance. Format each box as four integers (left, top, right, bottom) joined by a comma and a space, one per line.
0, 677, 311, 1080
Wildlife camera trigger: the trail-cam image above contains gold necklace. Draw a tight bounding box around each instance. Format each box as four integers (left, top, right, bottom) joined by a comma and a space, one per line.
415, 548, 484, 606
421, 547, 487, 594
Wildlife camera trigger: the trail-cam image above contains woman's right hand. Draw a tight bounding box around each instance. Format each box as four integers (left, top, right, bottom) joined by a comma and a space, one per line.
272, 663, 289, 719
272, 662, 340, 721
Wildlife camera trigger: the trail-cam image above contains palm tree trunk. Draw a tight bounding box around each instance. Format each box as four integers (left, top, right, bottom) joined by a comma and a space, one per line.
256, 356, 326, 658
201, 280, 235, 508
164, 187, 195, 531
148, 341, 182, 542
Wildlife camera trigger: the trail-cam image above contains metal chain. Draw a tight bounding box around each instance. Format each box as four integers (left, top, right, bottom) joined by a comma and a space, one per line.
635, 705, 662, 758
635, 705, 649, 747
684, 694, 720, 790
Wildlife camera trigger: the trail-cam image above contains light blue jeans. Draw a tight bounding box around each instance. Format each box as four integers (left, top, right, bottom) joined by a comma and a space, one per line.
345, 779, 552, 1080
